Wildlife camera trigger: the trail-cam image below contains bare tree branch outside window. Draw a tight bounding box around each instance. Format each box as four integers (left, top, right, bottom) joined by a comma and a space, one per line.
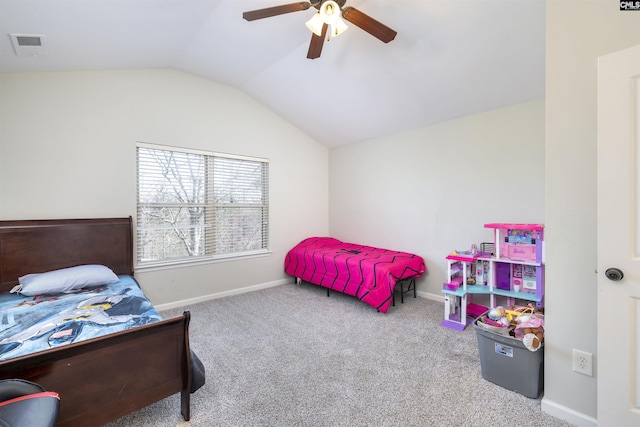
136, 144, 269, 266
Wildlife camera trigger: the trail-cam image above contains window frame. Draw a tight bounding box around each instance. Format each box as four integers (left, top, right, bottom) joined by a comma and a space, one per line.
135, 142, 270, 271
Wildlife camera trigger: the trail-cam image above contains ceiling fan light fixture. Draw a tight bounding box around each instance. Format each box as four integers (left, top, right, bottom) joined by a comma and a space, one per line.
305, 13, 324, 36
319, 0, 341, 25
331, 17, 348, 37
309, 0, 348, 40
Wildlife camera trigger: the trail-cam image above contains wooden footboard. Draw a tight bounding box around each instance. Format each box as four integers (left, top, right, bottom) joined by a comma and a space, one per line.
0, 312, 192, 426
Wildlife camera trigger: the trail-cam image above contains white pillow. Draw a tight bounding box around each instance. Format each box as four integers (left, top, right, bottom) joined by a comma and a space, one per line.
13, 264, 119, 296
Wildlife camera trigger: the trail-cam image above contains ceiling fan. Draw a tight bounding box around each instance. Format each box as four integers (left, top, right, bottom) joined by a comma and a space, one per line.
242, 0, 397, 59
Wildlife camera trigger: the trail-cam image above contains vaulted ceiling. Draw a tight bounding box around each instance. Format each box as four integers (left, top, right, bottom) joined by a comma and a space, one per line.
0, 0, 546, 147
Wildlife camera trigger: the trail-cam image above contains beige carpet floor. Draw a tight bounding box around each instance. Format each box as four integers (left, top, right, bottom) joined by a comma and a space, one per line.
105, 282, 574, 427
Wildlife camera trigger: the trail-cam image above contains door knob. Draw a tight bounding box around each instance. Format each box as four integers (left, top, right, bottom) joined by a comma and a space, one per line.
605, 268, 624, 281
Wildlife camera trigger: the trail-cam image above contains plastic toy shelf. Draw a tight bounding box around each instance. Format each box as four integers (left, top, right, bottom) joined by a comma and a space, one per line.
441, 253, 490, 331
441, 223, 544, 331
442, 284, 492, 297
492, 288, 543, 304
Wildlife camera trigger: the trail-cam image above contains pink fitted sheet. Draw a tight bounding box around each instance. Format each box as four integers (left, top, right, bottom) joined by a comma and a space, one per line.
284, 237, 426, 313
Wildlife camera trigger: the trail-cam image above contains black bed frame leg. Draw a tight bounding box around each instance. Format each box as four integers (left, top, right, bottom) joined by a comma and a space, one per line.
397, 278, 417, 305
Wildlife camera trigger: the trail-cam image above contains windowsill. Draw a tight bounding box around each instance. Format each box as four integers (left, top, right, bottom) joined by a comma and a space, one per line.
134, 250, 272, 273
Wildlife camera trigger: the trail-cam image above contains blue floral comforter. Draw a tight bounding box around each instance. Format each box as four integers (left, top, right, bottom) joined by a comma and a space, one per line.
0, 275, 161, 361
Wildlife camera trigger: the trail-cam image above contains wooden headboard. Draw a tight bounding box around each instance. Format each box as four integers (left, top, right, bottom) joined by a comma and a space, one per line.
0, 217, 134, 292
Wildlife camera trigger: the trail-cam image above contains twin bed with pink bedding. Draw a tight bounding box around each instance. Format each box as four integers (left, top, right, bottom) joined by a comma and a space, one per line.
284, 237, 426, 313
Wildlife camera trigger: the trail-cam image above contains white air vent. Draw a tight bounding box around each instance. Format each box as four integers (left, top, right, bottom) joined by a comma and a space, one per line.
10, 34, 47, 56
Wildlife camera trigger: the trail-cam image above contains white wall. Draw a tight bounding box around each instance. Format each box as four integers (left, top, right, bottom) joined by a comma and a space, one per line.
329, 98, 545, 298
1, 4, 638, 423
543, 2, 640, 425
0, 69, 329, 305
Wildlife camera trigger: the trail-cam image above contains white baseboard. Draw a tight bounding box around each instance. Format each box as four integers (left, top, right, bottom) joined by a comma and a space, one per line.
541, 397, 597, 427
154, 278, 291, 311
156, 283, 444, 312
417, 290, 445, 303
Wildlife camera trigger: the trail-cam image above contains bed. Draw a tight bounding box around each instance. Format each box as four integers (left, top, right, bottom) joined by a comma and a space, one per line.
0, 217, 195, 426
284, 237, 426, 313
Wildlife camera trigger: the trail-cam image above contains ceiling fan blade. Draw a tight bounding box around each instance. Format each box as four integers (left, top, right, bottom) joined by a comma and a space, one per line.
243, 2, 313, 21
342, 6, 397, 43
307, 23, 328, 59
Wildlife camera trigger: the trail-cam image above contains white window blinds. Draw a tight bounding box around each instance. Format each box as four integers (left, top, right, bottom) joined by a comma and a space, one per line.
136, 143, 269, 267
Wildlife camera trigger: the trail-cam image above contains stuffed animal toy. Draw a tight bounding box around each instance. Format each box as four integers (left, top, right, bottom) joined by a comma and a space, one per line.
521, 326, 544, 351
515, 311, 545, 351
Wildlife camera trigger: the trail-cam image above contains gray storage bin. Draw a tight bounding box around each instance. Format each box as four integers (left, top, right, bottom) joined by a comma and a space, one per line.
474, 319, 544, 398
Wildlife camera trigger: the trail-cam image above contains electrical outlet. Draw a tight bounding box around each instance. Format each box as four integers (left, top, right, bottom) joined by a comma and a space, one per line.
572, 349, 593, 376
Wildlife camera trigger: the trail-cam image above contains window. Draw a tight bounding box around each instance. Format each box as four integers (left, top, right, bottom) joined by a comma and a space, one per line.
136, 142, 269, 268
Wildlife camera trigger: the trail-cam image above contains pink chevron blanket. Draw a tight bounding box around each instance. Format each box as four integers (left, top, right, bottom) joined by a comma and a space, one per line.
284, 237, 426, 313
